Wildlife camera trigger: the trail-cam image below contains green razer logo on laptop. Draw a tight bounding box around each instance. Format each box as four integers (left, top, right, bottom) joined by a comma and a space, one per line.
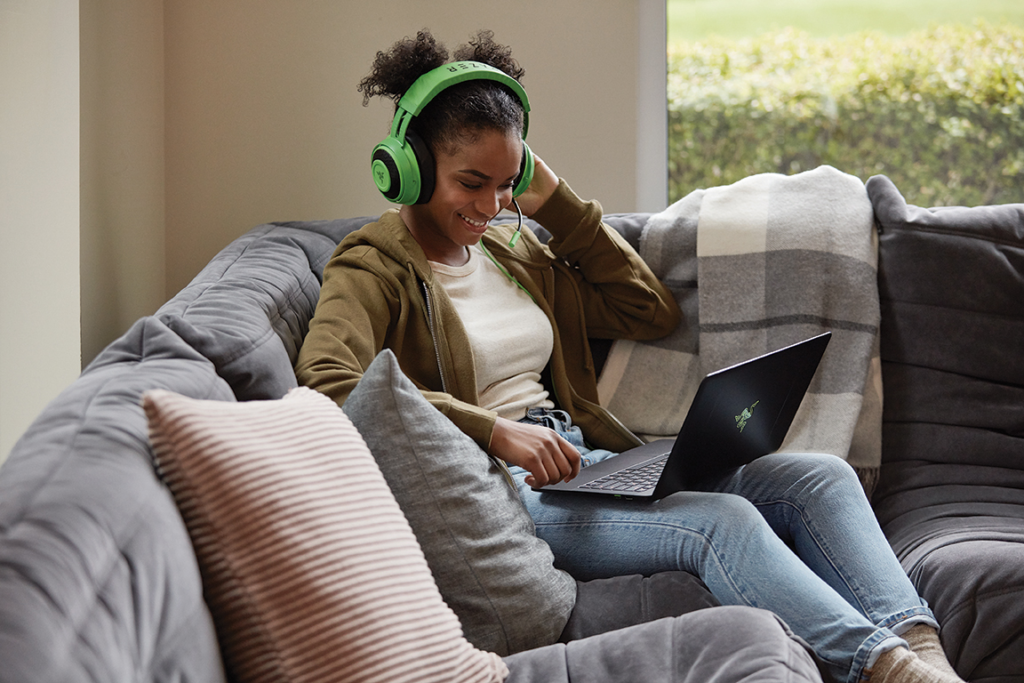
735, 400, 760, 433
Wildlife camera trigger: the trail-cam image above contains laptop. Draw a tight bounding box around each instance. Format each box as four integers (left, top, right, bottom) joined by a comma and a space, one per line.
538, 332, 831, 500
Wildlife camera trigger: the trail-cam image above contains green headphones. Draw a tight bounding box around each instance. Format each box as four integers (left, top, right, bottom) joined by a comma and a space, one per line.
371, 60, 534, 205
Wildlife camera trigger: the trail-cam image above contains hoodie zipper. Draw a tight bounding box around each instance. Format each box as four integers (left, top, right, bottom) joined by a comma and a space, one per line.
421, 276, 519, 490
420, 280, 449, 395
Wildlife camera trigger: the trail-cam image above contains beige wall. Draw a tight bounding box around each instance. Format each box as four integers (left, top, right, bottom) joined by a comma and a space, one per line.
80, 0, 166, 366
0, 1, 82, 464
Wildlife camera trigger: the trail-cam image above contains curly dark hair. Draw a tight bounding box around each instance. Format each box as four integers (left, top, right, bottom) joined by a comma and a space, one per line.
358, 29, 527, 156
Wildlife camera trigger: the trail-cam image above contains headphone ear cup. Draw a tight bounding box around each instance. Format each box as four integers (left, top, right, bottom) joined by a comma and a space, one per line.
405, 129, 435, 204
512, 139, 534, 198
371, 134, 421, 205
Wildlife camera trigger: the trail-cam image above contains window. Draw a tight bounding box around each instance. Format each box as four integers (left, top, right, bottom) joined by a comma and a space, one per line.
666, 0, 1024, 206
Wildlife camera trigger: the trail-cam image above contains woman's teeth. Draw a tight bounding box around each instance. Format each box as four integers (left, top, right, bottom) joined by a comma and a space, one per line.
460, 214, 487, 228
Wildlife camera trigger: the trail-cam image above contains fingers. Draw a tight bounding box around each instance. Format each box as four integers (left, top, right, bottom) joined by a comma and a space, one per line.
531, 430, 581, 487
489, 417, 582, 487
561, 436, 582, 482
515, 154, 560, 217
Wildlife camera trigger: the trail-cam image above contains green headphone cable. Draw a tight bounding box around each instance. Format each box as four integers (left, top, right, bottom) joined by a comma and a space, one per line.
508, 197, 524, 248
478, 204, 537, 305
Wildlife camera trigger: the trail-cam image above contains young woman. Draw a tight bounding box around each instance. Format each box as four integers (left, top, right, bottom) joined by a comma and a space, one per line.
295, 29, 962, 683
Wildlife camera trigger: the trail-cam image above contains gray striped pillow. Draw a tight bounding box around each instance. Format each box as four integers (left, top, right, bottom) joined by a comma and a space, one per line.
144, 386, 508, 683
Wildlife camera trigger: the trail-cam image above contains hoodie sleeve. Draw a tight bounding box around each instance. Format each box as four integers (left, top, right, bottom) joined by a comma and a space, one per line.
295, 241, 400, 412
530, 180, 682, 340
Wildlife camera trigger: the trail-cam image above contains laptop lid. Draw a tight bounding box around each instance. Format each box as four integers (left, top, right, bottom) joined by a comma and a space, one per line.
538, 332, 831, 500
650, 331, 831, 498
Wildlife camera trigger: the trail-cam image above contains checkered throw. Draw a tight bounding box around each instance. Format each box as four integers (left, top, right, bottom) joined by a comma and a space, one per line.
598, 166, 882, 494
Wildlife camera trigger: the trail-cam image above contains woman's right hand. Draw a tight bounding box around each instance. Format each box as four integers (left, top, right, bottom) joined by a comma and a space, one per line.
510, 154, 560, 218
489, 416, 582, 487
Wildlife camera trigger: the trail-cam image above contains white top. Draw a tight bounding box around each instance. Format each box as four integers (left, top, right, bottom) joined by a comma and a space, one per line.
429, 244, 555, 421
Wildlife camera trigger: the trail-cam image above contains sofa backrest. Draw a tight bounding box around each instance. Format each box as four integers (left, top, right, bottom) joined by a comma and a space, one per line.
869, 175, 1024, 541
154, 219, 372, 401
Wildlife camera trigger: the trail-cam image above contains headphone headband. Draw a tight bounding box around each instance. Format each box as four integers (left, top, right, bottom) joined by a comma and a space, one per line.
395, 61, 530, 137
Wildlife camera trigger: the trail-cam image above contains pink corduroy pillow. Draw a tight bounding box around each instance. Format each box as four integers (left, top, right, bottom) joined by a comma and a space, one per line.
143, 386, 508, 683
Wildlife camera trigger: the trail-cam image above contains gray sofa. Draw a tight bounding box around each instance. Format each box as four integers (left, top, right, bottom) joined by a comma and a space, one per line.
0, 174, 1020, 682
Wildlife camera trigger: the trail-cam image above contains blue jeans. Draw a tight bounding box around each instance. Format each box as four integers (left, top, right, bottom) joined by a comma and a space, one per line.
515, 409, 937, 683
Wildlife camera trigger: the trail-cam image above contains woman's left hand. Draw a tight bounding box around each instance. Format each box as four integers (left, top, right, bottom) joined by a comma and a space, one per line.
510, 153, 559, 217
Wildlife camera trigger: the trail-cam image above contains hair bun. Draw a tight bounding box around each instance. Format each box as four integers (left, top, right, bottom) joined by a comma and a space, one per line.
453, 30, 525, 82
359, 29, 524, 107
358, 30, 448, 106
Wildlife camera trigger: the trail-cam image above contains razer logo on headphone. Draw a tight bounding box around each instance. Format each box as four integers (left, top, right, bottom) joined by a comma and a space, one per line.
735, 401, 760, 433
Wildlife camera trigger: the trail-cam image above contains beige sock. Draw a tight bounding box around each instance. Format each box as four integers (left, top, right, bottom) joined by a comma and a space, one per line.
902, 625, 961, 679
867, 646, 964, 683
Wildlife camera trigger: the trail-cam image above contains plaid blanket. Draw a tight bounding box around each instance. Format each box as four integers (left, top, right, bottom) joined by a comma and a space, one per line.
597, 166, 882, 493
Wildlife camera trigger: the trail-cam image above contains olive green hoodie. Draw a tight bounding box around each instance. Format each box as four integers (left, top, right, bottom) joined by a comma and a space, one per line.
295, 180, 682, 453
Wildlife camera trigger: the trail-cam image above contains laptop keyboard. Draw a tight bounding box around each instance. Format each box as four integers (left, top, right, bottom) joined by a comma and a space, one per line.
579, 455, 669, 493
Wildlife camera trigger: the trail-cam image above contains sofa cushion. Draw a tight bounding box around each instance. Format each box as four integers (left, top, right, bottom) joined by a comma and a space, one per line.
559, 572, 719, 642
144, 385, 508, 683
868, 175, 1024, 682
342, 350, 577, 657
504, 606, 827, 683
156, 219, 371, 402
0, 316, 232, 683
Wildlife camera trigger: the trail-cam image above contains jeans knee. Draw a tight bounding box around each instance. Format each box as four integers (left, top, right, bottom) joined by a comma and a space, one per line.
707, 493, 764, 526
815, 453, 862, 491
783, 452, 859, 490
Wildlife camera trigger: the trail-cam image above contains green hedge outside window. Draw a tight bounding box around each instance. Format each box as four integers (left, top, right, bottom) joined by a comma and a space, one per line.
668, 21, 1024, 207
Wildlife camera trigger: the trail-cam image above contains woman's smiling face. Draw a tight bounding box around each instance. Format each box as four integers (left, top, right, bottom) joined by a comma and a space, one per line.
401, 128, 522, 266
